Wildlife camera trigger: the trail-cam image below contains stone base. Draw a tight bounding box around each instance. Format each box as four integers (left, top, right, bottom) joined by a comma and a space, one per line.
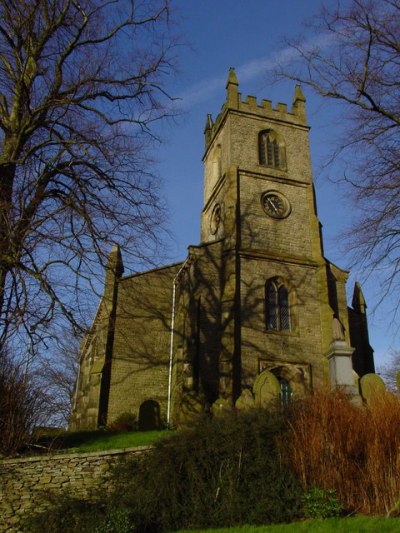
326, 340, 362, 402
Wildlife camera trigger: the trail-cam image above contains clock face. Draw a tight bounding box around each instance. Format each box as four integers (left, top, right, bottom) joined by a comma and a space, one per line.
261, 191, 291, 219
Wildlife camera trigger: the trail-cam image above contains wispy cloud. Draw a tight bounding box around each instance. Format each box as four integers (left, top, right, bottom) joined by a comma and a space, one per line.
179, 32, 336, 107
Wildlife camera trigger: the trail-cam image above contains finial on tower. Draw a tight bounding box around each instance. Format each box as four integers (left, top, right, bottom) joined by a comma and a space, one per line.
106, 244, 124, 279
292, 84, 306, 121
293, 84, 306, 103
204, 113, 213, 132
226, 67, 238, 88
226, 67, 239, 108
204, 113, 213, 145
103, 244, 124, 304
352, 281, 367, 314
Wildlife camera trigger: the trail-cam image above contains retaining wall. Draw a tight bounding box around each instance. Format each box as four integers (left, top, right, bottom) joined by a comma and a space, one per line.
0, 446, 150, 532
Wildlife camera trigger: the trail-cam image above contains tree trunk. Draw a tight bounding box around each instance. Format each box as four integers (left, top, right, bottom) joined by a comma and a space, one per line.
0, 161, 16, 339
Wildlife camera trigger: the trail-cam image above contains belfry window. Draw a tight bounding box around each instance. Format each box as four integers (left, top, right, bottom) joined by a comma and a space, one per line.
265, 280, 291, 331
259, 130, 286, 169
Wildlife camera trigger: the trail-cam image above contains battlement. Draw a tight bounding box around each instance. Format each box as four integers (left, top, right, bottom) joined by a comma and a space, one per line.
204, 68, 307, 152
243, 94, 290, 114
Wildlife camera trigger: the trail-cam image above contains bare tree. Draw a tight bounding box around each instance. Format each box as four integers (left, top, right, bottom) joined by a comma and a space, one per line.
276, 0, 400, 308
33, 328, 80, 426
0, 348, 47, 455
378, 349, 400, 392
0, 0, 176, 348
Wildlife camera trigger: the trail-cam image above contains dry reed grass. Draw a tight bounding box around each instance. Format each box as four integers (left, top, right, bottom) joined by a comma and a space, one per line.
281, 390, 400, 516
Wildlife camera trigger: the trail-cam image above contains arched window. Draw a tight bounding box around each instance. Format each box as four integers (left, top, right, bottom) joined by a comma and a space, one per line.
259, 130, 286, 169
265, 280, 291, 331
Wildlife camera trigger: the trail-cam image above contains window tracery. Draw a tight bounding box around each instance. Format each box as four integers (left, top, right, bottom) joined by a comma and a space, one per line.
265, 279, 291, 331
259, 130, 286, 169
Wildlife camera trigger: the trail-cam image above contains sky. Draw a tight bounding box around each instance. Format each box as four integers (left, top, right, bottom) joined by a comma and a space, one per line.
143, 0, 396, 369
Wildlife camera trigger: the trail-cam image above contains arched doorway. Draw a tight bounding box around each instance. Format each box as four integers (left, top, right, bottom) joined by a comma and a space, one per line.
139, 400, 161, 430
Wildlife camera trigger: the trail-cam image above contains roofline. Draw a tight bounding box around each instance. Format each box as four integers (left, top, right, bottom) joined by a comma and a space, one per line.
120, 260, 185, 281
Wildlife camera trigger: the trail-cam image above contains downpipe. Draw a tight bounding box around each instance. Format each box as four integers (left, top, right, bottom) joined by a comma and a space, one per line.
167, 258, 190, 428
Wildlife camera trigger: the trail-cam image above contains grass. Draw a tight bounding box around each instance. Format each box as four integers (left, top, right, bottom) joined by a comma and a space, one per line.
180, 515, 400, 532
64, 429, 171, 452
34, 428, 173, 454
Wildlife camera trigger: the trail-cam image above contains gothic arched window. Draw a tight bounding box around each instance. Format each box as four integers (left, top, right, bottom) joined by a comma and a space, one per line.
265, 280, 291, 331
259, 130, 286, 169
278, 377, 292, 406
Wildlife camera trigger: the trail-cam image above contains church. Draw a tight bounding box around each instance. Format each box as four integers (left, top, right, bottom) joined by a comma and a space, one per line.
70, 69, 374, 431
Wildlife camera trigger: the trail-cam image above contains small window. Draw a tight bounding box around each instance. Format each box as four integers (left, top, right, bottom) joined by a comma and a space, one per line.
266, 280, 291, 331
278, 377, 292, 406
259, 130, 286, 169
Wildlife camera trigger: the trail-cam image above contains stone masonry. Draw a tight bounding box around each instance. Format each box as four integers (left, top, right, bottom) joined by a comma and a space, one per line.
0, 447, 149, 532
70, 68, 375, 431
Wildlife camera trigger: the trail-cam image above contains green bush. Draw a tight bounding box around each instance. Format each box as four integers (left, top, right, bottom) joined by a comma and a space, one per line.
23, 499, 137, 533
302, 487, 344, 519
24, 411, 303, 532
22, 498, 107, 532
92, 508, 136, 533
111, 410, 303, 531
108, 412, 138, 432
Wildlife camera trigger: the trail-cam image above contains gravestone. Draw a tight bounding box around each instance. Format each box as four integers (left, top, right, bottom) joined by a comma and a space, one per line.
253, 371, 281, 408
359, 373, 386, 403
211, 396, 232, 417
235, 388, 255, 411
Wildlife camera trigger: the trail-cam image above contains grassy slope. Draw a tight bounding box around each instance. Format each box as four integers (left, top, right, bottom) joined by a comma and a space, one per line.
64, 429, 170, 452
34, 429, 173, 454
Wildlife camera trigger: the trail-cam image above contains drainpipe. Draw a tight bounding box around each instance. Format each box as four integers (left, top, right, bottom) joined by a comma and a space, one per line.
72, 354, 83, 412
167, 257, 190, 428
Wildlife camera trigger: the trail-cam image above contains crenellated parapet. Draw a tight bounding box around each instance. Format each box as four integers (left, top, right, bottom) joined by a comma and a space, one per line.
204, 67, 307, 153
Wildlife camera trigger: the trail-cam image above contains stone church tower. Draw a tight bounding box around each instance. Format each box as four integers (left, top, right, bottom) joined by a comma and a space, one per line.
70, 70, 374, 430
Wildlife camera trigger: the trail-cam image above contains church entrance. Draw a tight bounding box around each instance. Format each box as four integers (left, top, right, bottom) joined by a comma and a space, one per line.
139, 400, 161, 430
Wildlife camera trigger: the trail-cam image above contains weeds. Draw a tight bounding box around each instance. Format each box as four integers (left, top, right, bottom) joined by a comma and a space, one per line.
282, 390, 400, 515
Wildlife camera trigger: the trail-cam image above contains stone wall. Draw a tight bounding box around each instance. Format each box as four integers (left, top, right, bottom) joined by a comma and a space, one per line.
0, 446, 150, 532
107, 264, 181, 425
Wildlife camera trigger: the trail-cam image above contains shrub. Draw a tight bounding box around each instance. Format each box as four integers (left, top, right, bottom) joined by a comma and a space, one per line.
24, 498, 137, 533
108, 412, 138, 432
281, 390, 400, 516
92, 508, 136, 533
111, 410, 303, 531
302, 487, 344, 519
23, 498, 107, 532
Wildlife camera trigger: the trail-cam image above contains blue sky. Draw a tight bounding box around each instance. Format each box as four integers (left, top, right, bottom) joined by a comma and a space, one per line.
148, 0, 396, 369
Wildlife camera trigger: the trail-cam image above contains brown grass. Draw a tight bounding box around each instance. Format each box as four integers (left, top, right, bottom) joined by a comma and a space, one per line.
280, 390, 400, 516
